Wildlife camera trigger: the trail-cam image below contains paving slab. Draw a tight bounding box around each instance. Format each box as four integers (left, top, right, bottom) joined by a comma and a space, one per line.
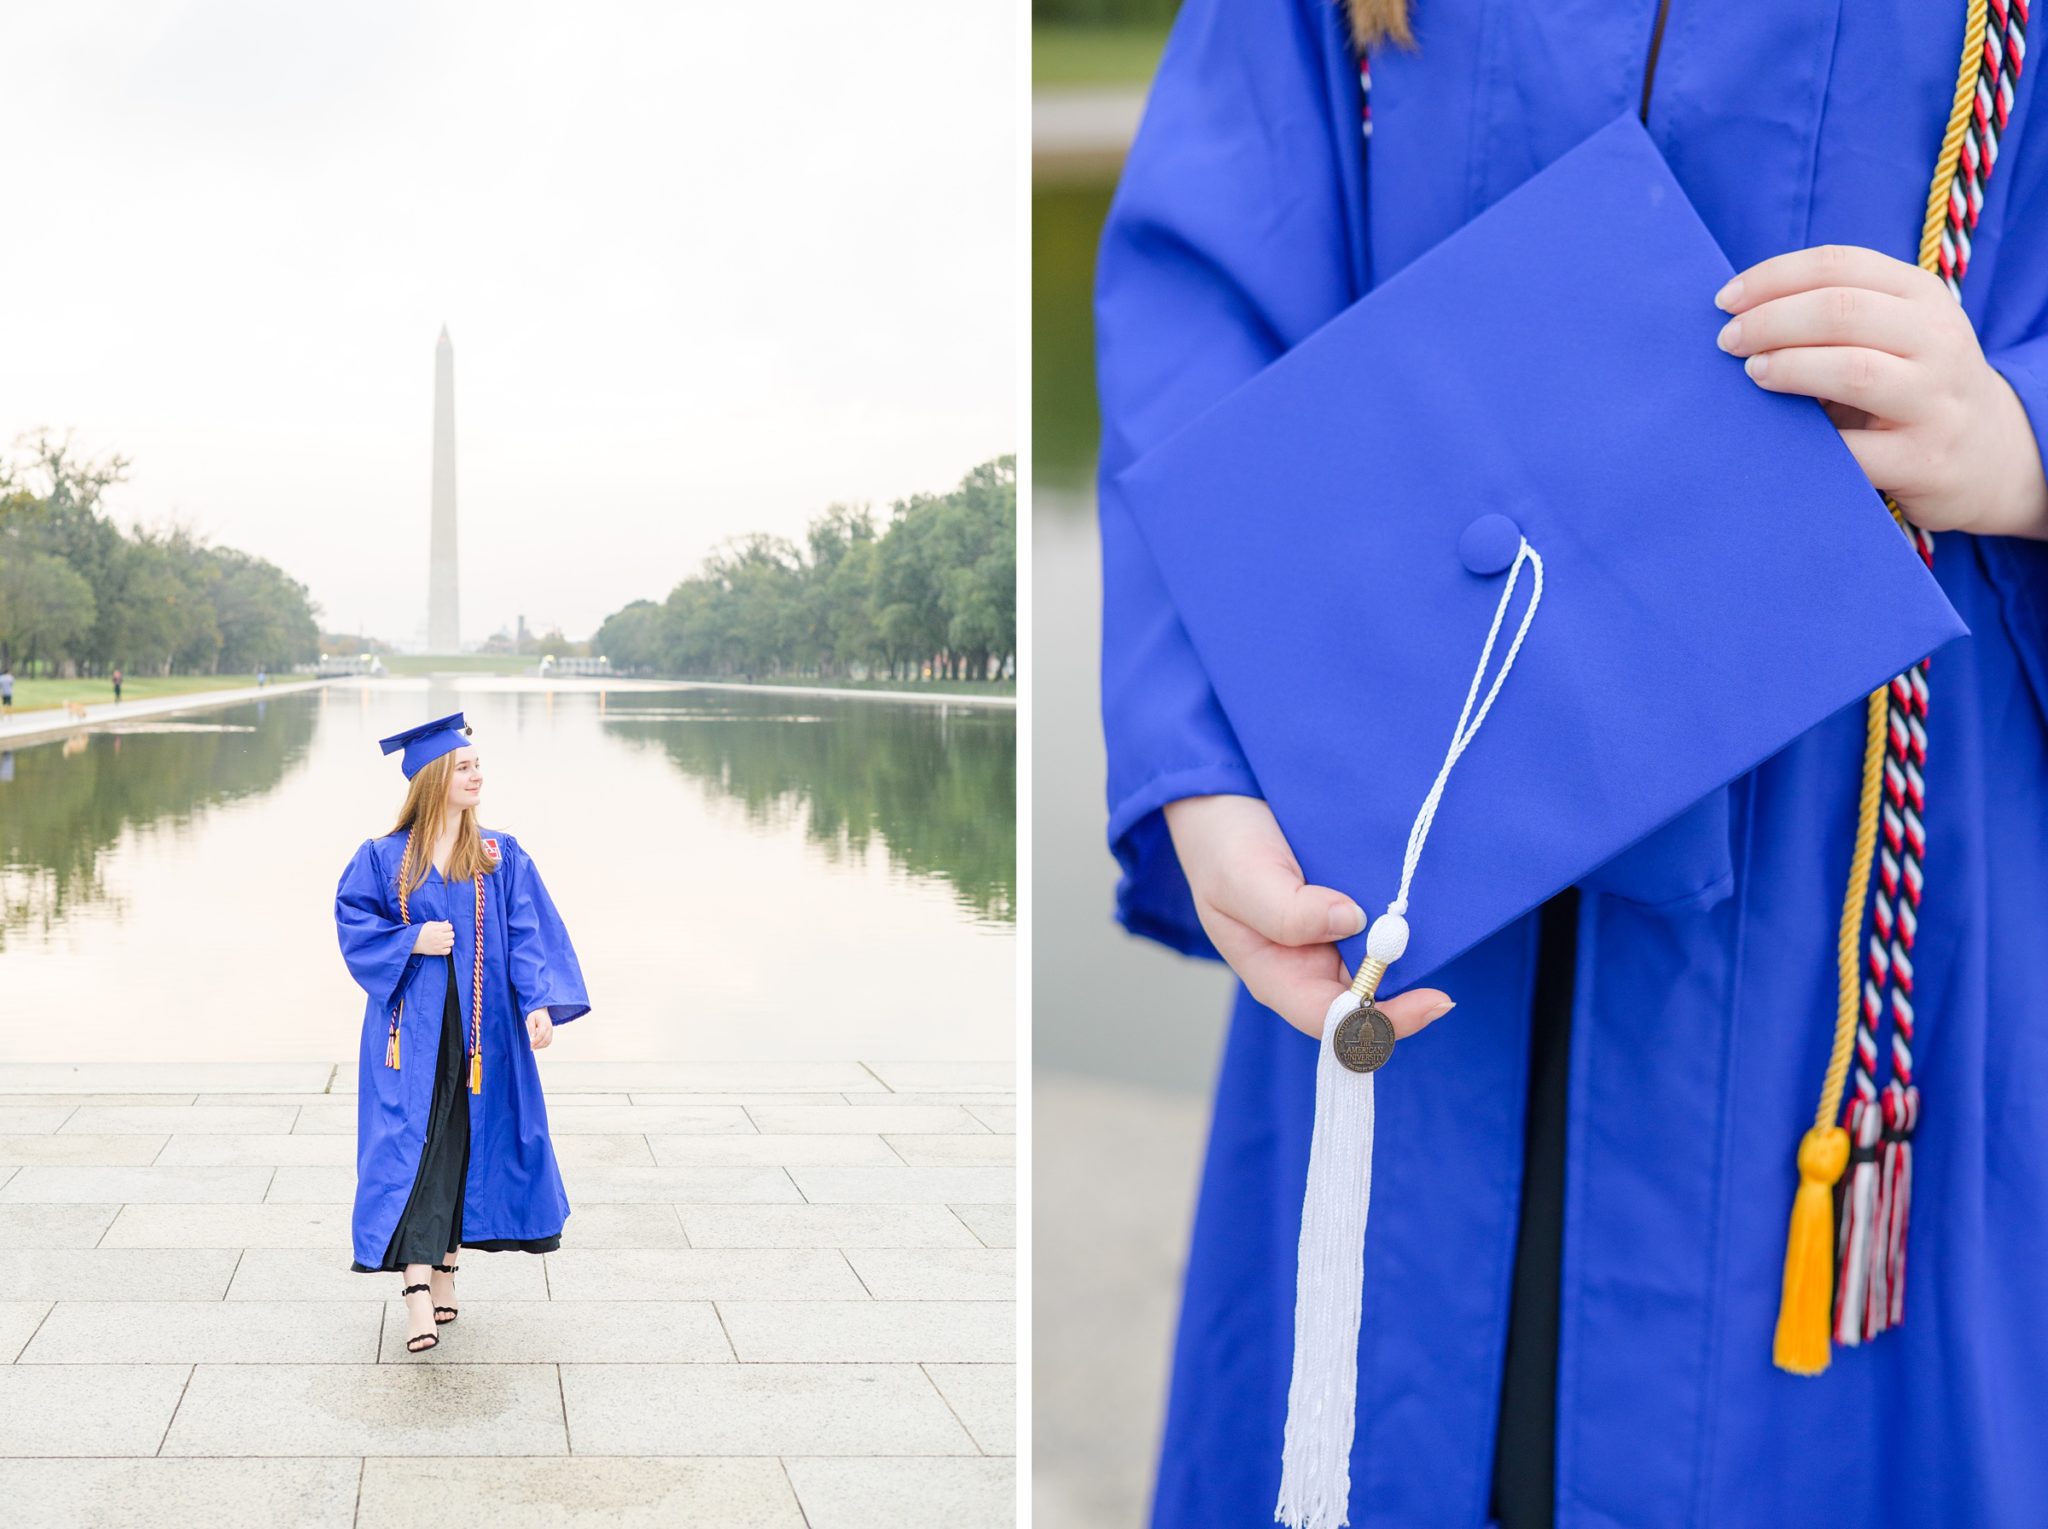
949, 1204, 1016, 1249
227, 1246, 553, 1301
926, 1363, 1016, 1453
630, 1092, 866, 1108
0, 1247, 239, 1300
0, 1106, 78, 1132
789, 1166, 1014, 1205
0, 1065, 329, 1094
155, 1134, 353, 1166
0, 1299, 53, 1360
783, 1456, 1016, 1528
717, 1301, 1013, 1363
160, 1363, 569, 1456
846, 1248, 1014, 1301
861, 1062, 1015, 1093
375, 1299, 733, 1363
543, 1104, 756, 1134
0, 1364, 191, 1455
558, 1363, 975, 1456
61, 1105, 299, 1134
646, 1134, 900, 1167
543, 1248, 868, 1302
746, 1104, 986, 1135
837, 1092, 1018, 1109
0, 1203, 120, 1248
0, 1134, 167, 1166
356, 1456, 804, 1527
0, 1458, 361, 1528
546, 1134, 659, 1167
677, 1204, 982, 1250
0, 1165, 274, 1204
101, 1202, 359, 1249
883, 1134, 1015, 1166
519, 1062, 887, 1093
18, 1299, 380, 1364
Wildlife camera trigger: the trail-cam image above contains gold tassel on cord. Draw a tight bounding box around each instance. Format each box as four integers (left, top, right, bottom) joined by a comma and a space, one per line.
1772, 0, 1988, 1375
1773, 1125, 1850, 1374
469, 1050, 482, 1094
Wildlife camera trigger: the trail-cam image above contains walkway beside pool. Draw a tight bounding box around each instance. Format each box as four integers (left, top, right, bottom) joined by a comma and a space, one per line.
0, 1058, 1015, 1528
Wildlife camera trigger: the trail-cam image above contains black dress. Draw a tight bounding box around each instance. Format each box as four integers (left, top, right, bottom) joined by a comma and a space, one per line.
349, 955, 561, 1274
1489, 887, 1579, 1529
351, 955, 471, 1272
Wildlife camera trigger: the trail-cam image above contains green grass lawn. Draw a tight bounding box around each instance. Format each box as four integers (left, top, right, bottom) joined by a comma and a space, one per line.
1034, 24, 1170, 88
1, 673, 266, 715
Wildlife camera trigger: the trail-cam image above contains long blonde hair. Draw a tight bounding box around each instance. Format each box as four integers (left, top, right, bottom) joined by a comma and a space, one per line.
389, 747, 497, 902
1346, 0, 1415, 50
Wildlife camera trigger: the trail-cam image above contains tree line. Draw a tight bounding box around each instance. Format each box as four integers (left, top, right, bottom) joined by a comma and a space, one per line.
0, 433, 320, 677
595, 456, 1016, 684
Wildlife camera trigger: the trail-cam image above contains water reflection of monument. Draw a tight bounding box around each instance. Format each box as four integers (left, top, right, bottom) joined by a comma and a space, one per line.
427, 325, 460, 654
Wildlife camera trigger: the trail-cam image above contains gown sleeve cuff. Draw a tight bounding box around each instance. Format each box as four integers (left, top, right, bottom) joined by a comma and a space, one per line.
1980, 340, 2048, 728
1105, 761, 1264, 961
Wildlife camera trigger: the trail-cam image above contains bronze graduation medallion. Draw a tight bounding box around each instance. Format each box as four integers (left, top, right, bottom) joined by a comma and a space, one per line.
1331, 1003, 1396, 1073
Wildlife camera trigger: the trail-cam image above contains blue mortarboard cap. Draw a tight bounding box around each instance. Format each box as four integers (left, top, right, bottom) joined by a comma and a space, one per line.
1113, 110, 1967, 989
377, 711, 470, 779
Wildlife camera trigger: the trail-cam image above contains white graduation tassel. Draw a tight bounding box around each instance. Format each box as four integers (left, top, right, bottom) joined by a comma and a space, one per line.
1275, 538, 1542, 1529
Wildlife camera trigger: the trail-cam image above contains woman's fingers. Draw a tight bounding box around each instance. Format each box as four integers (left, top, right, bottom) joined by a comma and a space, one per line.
1717, 286, 1925, 361
1378, 986, 1456, 1040
1271, 976, 1456, 1041
1740, 344, 1919, 421
1718, 244, 1938, 312
1210, 864, 1364, 947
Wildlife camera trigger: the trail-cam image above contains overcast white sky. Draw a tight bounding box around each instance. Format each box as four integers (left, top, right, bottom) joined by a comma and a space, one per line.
0, 1, 1018, 647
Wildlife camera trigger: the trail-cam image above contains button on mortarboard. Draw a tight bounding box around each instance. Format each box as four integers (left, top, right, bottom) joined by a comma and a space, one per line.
1112, 109, 1965, 989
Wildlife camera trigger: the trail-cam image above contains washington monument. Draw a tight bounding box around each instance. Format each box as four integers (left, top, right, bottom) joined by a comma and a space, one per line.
427, 325, 459, 652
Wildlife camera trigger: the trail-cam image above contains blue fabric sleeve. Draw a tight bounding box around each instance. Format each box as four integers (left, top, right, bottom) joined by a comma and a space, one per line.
334, 839, 419, 1011
503, 837, 591, 1025
1979, 335, 2048, 727
1093, 0, 1366, 957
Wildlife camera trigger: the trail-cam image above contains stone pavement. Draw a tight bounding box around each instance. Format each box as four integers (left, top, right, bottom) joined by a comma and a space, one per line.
0, 1059, 1015, 1528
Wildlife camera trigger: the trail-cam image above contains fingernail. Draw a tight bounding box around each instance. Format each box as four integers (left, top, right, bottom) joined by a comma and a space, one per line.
1744, 353, 1769, 380
1715, 318, 1741, 352
1427, 998, 1457, 1021
1715, 278, 1743, 311
1329, 901, 1366, 938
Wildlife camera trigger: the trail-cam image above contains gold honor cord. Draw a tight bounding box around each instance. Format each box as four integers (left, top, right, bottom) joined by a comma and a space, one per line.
388, 824, 488, 1095
1773, 0, 1988, 1376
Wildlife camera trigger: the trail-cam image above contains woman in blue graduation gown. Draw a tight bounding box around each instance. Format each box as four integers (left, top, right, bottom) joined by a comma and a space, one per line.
1097, 2, 2048, 1525
335, 712, 589, 1354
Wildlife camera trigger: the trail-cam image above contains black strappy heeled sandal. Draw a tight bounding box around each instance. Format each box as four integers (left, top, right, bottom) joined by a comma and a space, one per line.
430, 1261, 460, 1324
400, 1282, 440, 1352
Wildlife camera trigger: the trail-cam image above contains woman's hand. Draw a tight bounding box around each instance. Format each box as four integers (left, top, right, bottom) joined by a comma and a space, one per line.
527, 1010, 554, 1050
1163, 793, 1456, 1040
1714, 243, 2048, 540
411, 920, 454, 957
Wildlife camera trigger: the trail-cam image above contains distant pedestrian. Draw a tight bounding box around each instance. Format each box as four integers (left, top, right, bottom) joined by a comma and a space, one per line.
256, 666, 267, 688
112, 667, 123, 703
0, 669, 12, 710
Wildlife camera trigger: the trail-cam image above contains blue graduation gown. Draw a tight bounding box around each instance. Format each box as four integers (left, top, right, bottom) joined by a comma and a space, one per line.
335, 828, 590, 1270
1098, 3, 2048, 1525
